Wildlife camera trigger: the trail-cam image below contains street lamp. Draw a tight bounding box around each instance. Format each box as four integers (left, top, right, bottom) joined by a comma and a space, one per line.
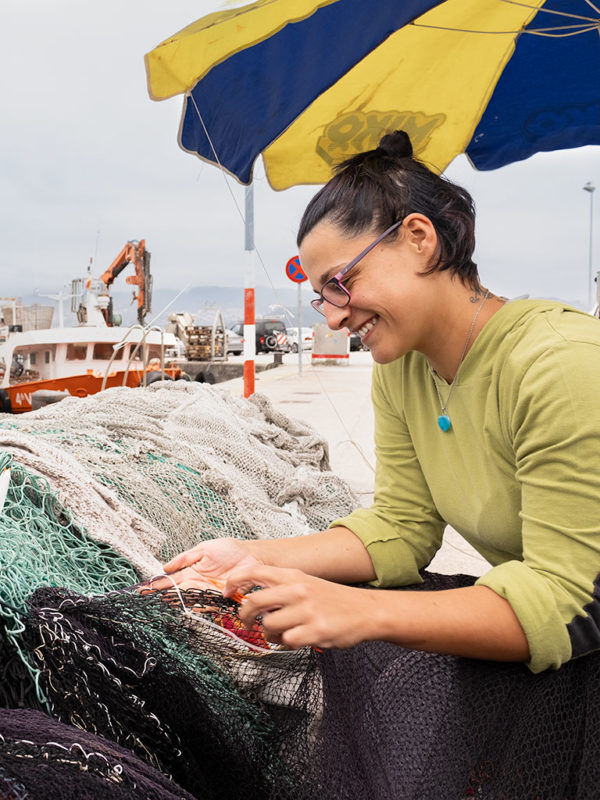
583, 181, 595, 310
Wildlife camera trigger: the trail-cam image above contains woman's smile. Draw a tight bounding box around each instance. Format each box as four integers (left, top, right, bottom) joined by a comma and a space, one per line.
356, 315, 379, 344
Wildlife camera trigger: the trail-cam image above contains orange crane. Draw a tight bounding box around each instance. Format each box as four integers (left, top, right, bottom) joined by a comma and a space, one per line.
100, 239, 152, 325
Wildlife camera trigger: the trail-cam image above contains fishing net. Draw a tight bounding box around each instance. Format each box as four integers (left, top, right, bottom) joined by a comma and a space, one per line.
0, 382, 357, 567
307, 573, 600, 800
2, 384, 597, 798
0, 707, 197, 800
22, 585, 320, 800
0, 381, 355, 708
12, 573, 600, 800
0, 454, 138, 711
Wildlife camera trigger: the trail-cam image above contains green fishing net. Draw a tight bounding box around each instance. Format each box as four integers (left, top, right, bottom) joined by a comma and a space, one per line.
0, 452, 138, 710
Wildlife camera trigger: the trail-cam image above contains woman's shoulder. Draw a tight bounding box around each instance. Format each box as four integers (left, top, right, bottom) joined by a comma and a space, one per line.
491, 301, 600, 400
499, 300, 600, 360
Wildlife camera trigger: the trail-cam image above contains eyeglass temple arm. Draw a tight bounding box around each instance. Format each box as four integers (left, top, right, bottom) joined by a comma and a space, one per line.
333, 219, 404, 281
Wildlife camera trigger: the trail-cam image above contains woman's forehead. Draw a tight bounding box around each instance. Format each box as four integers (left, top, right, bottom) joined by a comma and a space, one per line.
299, 226, 351, 285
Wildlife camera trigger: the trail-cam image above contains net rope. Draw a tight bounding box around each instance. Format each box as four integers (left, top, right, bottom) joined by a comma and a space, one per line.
0, 707, 198, 800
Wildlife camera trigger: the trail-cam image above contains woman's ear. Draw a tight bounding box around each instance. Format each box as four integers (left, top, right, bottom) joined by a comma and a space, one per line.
402, 213, 437, 257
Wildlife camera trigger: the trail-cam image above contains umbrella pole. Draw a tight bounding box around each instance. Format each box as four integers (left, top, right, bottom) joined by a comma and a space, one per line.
243, 184, 256, 398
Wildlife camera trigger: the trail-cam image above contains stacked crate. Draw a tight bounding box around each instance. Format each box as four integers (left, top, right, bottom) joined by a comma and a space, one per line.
183, 326, 225, 361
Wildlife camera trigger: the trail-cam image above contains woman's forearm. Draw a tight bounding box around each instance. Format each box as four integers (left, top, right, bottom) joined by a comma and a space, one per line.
240, 526, 377, 584
372, 584, 530, 662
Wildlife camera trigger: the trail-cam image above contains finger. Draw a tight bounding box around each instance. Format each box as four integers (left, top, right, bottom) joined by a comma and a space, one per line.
259, 605, 307, 639
144, 567, 191, 591
176, 579, 217, 593
236, 585, 297, 627
280, 625, 321, 650
163, 546, 204, 574
224, 565, 303, 598
138, 573, 177, 593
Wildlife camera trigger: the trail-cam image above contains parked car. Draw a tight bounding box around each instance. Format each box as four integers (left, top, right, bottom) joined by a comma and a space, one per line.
225, 328, 244, 355
349, 330, 367, 351
286, 326, 313, 353
230, 318, 290, 354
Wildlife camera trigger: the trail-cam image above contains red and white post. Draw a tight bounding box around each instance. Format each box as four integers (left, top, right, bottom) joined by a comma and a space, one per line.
243, 184, 256, 398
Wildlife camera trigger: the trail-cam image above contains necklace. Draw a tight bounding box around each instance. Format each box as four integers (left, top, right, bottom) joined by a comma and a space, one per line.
429, 289, 490, 432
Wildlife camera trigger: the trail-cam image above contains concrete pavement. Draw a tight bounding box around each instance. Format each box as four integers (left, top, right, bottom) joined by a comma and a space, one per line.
222, 350, 490, 578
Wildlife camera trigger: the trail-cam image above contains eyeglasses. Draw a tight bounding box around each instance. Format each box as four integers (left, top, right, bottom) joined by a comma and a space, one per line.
310, 220, 404, 316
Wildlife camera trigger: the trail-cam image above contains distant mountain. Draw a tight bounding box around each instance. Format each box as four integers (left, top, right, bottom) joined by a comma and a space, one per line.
126, 285, 323, 328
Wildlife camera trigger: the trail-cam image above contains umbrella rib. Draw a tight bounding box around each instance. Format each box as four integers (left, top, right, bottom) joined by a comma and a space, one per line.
412, 0, 599, 35
187, 93, 247, 226
411, 21, 598, 36
500, 0, 599, 23
526, 26, 599, 37
186, 92, 285, 298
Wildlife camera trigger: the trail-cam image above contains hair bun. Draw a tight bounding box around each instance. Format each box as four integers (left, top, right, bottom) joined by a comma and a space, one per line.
377, 130, 413, 159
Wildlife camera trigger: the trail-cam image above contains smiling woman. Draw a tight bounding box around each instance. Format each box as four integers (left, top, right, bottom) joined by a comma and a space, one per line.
160, 130, 600, 796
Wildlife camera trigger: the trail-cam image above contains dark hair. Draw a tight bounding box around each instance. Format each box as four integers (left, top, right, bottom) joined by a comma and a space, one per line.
297, 130, 479, 288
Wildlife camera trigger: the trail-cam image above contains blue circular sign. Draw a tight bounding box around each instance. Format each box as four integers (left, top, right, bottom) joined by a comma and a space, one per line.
285, 255, 307, 283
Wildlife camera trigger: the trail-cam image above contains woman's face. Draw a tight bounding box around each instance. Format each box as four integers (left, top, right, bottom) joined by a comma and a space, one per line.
299, 218, 442, 364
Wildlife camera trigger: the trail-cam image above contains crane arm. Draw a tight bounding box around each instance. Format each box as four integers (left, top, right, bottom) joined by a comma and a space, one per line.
100, 239, 152, 324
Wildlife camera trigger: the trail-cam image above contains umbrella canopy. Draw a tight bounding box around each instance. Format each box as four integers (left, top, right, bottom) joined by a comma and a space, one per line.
145, 0, 600, 190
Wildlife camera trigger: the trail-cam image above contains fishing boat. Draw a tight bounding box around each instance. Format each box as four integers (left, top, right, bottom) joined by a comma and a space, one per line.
0, 242, 182, 413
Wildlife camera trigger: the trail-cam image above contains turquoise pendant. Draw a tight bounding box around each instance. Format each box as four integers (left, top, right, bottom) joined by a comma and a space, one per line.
437, 414, 451, 432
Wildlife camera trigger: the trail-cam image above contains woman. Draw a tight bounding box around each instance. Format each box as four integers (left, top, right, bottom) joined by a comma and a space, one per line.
163, 130, 600, 677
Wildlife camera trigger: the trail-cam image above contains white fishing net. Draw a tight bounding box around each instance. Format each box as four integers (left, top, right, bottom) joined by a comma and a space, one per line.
0, 381, 358, 578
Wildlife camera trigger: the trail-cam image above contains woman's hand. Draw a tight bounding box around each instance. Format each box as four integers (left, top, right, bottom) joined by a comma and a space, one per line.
225, 564, 380, 650
147, 538, 263, 592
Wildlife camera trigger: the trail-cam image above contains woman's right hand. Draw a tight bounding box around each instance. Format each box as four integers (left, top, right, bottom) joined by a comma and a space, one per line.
146, 538, 263, 592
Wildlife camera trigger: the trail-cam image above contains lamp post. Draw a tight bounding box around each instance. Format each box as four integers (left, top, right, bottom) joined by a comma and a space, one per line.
583, 182, 595, 310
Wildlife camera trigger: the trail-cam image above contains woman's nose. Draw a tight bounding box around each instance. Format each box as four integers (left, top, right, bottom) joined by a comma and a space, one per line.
323, 301, 351, 331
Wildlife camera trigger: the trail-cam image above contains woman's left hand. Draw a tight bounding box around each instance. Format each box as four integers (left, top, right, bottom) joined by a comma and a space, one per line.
224, 565, 379, 650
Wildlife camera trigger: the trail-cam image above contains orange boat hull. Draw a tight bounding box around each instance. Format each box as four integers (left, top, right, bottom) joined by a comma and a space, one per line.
2, 369, 181, 414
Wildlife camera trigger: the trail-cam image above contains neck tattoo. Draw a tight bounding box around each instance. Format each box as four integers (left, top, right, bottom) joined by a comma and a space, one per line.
429, 289, 490, 432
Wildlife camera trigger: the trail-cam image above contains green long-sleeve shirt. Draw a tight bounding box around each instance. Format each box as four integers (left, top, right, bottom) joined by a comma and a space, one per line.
331, 299, 600, 673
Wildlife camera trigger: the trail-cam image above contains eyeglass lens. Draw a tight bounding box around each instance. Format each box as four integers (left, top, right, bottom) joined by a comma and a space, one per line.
311, 281, 349, 314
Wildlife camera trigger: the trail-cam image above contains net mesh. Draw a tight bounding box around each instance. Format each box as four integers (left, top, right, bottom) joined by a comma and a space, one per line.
0, 382, 344, 798
21, 585, 320, 800
307, 573, 600, 800
1, 383, 599, 798
0, 455, 138, 711
0, 382, 357, 567
0, 707, 198, 800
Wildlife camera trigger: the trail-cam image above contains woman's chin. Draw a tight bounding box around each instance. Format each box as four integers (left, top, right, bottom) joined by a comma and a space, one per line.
368, 339, 407, 365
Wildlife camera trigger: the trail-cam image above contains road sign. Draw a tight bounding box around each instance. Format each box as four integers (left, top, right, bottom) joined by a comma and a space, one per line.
285, 255, 307, 283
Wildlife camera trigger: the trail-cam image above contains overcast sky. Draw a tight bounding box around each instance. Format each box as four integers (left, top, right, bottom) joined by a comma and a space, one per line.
1, 1, 599, 313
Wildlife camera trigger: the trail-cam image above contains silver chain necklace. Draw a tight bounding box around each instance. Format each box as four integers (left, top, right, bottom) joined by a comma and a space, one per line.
429, 289, 490, 432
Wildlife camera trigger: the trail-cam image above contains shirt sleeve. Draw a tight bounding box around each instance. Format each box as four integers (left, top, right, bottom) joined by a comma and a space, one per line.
476, 338, 600, 673
330, 363, 446, 587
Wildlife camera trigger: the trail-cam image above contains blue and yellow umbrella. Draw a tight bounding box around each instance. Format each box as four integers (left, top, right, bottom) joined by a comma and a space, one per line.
145, 0, 600, 190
